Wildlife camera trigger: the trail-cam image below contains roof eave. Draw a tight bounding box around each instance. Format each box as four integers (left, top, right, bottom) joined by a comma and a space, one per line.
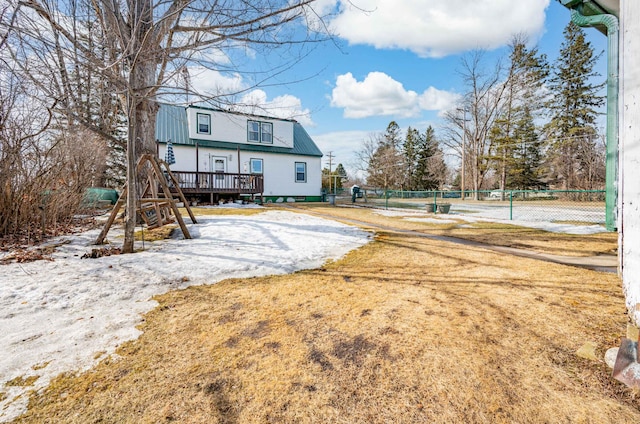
560, 0, 619, 18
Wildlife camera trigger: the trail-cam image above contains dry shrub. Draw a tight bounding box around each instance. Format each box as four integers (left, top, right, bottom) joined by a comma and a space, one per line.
0, 113, 107, 243
1, 67, 111, 244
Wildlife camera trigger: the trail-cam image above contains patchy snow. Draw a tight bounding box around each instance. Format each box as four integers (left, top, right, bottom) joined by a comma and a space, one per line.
0, 209, 371, 422
203, 202, 263, 209
448, 211, 606, 235
370, 204, 607, 235
405, 217, 458, 224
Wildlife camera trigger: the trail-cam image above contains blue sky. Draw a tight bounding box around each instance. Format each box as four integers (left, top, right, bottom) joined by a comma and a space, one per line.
190, 0, 608, 175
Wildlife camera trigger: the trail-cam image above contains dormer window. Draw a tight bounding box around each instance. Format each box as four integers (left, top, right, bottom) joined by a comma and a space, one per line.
197, 113, 211, 134
261, 122, 272, 143
248, 120, 273, 144
248, 121, 260, 142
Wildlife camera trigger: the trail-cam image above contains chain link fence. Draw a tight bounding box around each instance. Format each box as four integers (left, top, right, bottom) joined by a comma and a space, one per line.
356, 189, 607, 227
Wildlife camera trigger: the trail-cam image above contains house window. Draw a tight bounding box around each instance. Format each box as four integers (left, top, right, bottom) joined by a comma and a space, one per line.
261, 122, 273, 144
248, 121, 260, 142
247, 120, 273, 144
295, 162, 307, 183
250, 158, 263, 174
197, 113, 211, 134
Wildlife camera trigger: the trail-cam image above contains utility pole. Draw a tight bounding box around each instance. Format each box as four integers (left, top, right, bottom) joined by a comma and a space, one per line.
457, 107, 467, 200
461, 108, 466, 200
326, 151, 334, 194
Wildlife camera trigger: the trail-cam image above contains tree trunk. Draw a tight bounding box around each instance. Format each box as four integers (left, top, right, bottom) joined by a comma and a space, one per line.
123, 94, 137, 253
122, 0, 157, 253
133, 68, 159, 156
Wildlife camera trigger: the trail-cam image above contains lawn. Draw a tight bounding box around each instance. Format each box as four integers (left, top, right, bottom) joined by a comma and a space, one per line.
11, 205, 637, 423
293, 204, 617, 258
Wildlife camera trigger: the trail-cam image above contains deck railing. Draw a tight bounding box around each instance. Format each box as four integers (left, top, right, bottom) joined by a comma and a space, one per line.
168, 171, 264, 195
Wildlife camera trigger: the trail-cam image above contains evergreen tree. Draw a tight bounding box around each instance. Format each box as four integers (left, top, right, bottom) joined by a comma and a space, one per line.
545, 21, 604, 189
403, 127, 420, 189
367, 122, 404, 190
52, 6, 127, 188
490, 37, 548, 193
414, 126, 445, 190
383, 121, 402, 149
322, 164, 347, 192
490, 116, 515, 192
509, 106, 545, 190
335, 163, 348, 181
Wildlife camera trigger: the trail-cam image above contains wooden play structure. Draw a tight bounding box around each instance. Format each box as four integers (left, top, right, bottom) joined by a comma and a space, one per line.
95, 154, 197, 244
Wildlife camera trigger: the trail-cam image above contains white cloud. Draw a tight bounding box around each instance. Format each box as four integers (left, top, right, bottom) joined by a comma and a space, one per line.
418, 87, 461, 115
330, 72, 458, 119
328, 0, 550, 58
237, 90, 315, 126
173, 68, 314, 125
310, 0, 341, 15
331, 72, 419, 118
313, 130, 371, 159
311, 130, 373, 177
192, 47, 233, 66
189, 67, 246, 95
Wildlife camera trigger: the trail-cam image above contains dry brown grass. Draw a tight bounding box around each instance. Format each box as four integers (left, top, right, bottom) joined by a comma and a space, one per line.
134, 225, 178, 242
13, 205, 638, 424
439, 222, 617, 257
288, 204, 617, 257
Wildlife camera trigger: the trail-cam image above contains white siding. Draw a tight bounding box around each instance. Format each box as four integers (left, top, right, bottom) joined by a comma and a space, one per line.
158, 144, 199, 171
253, 153, 322, 197
186, 108, 294, 149
620, 0, 640, 325
157, 143, 321, 197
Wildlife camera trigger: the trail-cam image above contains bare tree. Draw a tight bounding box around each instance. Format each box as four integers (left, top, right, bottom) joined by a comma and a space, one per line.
574, 134, 606, 190
367, 143, 404, 191
5, 0, 332, 252
0, 68, 106, 240
355, 133, 381, 178
442, 51, 509, 199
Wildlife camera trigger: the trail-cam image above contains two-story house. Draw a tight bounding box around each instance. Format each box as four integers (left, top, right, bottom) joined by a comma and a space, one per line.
155, 104, 323, 204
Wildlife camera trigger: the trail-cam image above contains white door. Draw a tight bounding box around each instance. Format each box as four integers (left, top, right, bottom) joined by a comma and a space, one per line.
210, 156, 227, 187
210, 156, 226, 173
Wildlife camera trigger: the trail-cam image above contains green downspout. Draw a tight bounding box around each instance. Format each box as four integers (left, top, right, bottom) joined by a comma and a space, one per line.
569, 7, 619, 231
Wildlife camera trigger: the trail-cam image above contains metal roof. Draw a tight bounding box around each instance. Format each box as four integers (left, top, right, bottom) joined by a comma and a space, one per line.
155, 103, 322, 157
156, 104, 189, 144
292, 122, 323, 157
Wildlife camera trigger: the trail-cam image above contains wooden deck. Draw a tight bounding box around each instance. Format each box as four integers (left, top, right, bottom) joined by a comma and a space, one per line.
168, 171, 264, 200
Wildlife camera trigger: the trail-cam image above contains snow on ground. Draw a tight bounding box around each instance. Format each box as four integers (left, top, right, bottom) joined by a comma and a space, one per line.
405, 217, 458, 224
371, 204, 607, 235
0, 209, 371, 422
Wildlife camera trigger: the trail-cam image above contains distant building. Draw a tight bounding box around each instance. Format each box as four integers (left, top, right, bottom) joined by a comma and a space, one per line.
155, 104, 323, 203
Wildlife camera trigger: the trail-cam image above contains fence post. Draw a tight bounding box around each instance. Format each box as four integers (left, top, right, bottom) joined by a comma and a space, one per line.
509, 191, 513, 220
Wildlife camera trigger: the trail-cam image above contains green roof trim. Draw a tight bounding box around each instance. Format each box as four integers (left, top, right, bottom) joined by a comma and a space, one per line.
155, 103, 322, 157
